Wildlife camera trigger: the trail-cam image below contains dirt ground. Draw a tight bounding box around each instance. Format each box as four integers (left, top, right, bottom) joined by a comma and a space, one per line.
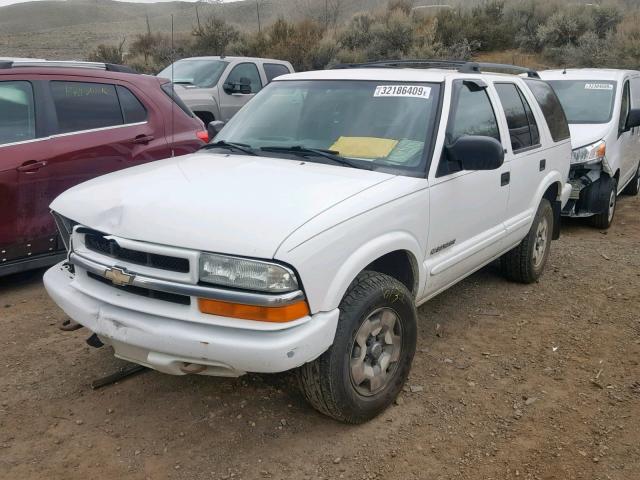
1, 195, 639, 480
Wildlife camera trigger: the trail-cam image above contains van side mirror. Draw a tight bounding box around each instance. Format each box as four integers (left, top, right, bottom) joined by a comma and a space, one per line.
207, 120, 225, 140
445, 136, 504, 171
626, 108, 640, 130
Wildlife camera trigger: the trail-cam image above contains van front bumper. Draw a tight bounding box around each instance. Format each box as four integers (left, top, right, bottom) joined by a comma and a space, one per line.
44, 262, 339, 377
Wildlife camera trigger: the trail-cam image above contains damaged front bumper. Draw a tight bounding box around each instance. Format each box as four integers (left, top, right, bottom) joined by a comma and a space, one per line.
562, 162, 614, 218
44, 261, 339, 377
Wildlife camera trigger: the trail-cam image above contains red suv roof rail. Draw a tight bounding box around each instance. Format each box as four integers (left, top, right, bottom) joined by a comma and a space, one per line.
0, 60, 138, 74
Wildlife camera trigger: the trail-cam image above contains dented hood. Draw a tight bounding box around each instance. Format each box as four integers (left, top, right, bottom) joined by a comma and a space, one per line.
569, 123, 611, 150
50, 152, 394, 259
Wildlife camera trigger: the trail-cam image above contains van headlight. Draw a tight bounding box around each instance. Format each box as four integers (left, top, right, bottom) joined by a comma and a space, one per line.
199, 253, 299, 292
571, 140, 606, 165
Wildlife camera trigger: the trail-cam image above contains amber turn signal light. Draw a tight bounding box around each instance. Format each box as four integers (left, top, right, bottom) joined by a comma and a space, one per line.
198, 298, 310, 323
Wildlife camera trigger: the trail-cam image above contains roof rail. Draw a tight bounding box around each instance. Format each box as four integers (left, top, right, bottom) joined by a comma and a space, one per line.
0, 60, 138, 74
331, 59, 540, 79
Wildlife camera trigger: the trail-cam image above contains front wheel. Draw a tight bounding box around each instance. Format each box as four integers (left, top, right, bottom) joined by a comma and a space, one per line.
297, 271, 417, 424
501, 198, 554, 284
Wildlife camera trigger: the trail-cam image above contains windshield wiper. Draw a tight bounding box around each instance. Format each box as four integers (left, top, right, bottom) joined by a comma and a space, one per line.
260, 145, 367, 169
201, 140, 258, 156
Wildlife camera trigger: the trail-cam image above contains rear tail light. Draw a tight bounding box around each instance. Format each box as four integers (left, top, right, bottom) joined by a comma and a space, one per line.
196, 130, 209, 143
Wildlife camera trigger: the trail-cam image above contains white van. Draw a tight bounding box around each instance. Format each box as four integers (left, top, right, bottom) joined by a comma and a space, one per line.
540, 69, 640, 228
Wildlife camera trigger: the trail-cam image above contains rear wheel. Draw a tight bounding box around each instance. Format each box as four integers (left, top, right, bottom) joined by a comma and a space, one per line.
590, 178, 617, 229
297, 271, 417, 424
623, 163, 640, 196
501, 199, 553, 284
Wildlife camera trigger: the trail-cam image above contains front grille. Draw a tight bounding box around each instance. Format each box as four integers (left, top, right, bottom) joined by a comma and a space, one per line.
84, 233, 189, 273
87, 272, 191, 306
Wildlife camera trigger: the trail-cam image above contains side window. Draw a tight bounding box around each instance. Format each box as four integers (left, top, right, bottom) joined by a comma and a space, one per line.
438, 80, 500, 177
51, 81, 123, 134
264, 63, 291, 83
225, 63, 263, 94
524, 79, 570, 142
116, 85, 147, 124
619, 80, 630, 133
630, 77, 640, 109
0, 81, 36, 145
495, 83, 540, 152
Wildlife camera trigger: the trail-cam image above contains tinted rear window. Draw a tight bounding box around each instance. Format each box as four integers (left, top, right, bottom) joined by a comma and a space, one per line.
51, 81, 123, 134
264, 63, 291, 83
161, 82, 194, 118
524, 79, 570, 142
116, 85, 147, 124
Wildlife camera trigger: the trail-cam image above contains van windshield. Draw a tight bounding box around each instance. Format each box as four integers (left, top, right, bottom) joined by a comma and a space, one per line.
158, 59, 228, 88
547, 80, 617, 124
216, 80, 442, 176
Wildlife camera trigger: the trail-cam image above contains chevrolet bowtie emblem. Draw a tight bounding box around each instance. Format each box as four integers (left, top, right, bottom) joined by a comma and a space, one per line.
104, 266, 135, 286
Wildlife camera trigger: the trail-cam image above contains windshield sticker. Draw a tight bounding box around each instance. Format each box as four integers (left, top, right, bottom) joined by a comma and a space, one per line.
584, 83, 614, 90
330, 137, 398, 159
374, 85, 431, 99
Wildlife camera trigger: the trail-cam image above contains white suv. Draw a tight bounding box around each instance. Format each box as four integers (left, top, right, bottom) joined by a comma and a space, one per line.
540, 69, 640, 228
45, 61, 572, 423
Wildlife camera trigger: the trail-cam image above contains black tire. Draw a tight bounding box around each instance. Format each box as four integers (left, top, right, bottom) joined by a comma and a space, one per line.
623, 164, 640, 196
296, 271, 417, 424
590, 177, 617, 229
501, 199, 554, 284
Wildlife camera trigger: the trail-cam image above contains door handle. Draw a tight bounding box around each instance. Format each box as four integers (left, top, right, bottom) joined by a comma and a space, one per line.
16, 160, 48, 173
133, 134, 154, 145
501, 172, 510, 186
539, 159, 546, 171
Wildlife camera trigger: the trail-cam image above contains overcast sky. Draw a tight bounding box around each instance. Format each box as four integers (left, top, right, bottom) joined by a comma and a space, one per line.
0, 0, 211, 6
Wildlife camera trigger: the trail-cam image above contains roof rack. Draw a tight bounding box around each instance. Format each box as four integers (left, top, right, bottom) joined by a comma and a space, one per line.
0, 60, 138, 74
331, 59, 540, 79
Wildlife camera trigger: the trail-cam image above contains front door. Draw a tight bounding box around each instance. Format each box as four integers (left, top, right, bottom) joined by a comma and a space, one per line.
424, 79, 510, 297
218, 62, 263, 122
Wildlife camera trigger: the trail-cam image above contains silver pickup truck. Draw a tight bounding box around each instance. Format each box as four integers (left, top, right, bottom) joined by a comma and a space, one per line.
158, 56, 294, 125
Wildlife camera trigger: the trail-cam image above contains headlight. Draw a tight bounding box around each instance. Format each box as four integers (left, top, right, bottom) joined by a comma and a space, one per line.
571, 140, 606, 165
199, 253, 299, 293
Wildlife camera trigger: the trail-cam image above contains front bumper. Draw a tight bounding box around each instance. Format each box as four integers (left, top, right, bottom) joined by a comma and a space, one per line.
44, 262, 339, 377
562, 164, 612, 218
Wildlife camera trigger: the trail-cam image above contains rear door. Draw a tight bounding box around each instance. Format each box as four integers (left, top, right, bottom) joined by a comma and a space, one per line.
493, 81, 547, 242
218, 62, 264, 121
425, 79, 510, 296
263, 63, 293, 84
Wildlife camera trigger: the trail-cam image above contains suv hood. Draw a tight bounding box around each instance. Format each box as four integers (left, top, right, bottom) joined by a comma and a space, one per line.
569, 123, 612, 150
51, 153, 394, 259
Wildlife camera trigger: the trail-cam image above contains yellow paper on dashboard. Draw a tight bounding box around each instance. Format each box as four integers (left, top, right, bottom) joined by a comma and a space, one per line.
330, 137, 398, 159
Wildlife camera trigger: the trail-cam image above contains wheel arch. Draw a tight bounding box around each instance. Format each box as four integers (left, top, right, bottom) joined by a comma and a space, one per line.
316, 232, 424, 313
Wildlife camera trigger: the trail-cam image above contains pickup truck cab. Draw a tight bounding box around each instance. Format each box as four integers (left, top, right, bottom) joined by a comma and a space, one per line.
158, 56, 294, 125
540, 69, 640, 228
45, 61, 572, 423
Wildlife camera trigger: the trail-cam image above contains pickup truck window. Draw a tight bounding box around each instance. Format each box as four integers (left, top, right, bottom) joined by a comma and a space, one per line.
158, 59, 228, 88
495, 83, 540, 152
438, 80, 500, 177
264, 63, 291, 83
0, 80, 35, 145
225, 63, 263, 94
51, 81, 123, 134
217, 80, 441, 176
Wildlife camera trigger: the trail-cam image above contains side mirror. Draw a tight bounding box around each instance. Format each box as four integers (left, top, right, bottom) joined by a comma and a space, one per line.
239, 77, 252, 95
626, 108, 640, 130
445, 135, 504, 171
207, 120, 225, 140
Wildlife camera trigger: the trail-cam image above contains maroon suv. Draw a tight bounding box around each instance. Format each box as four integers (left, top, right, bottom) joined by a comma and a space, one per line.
0, 61, 208, 276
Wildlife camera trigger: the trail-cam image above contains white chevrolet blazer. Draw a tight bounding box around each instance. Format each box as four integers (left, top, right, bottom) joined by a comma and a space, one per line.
45, 62, 572, 423
540, 69, 640, 228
